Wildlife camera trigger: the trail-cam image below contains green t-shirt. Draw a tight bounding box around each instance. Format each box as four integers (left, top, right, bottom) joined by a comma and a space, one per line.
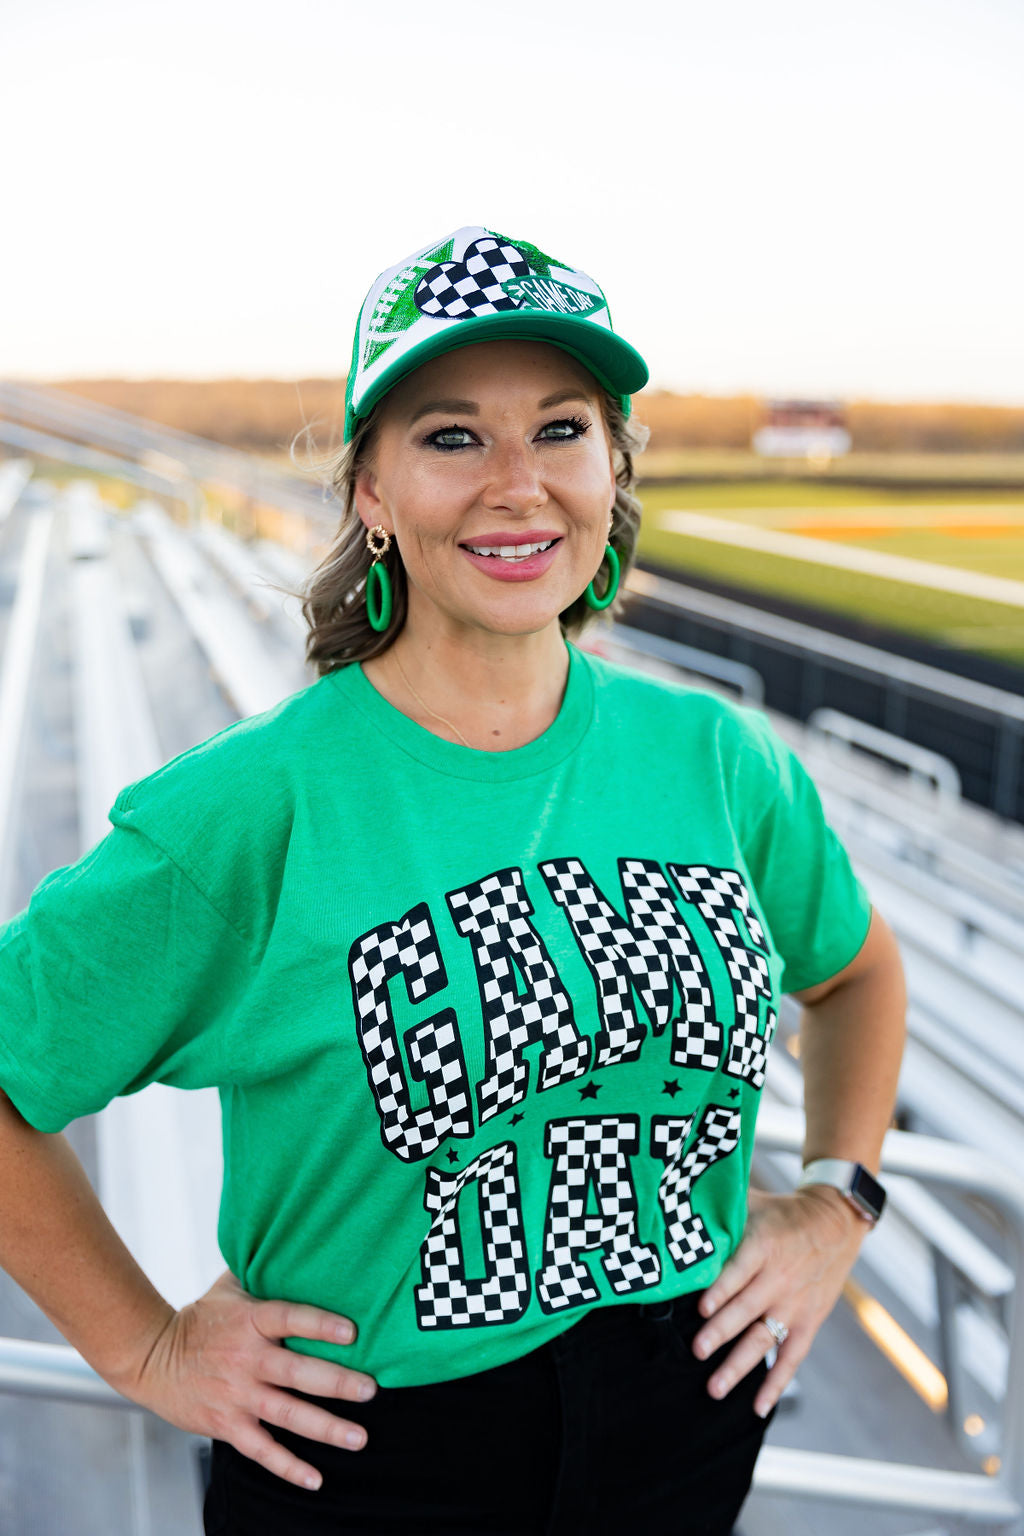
0, 645, 870, 1387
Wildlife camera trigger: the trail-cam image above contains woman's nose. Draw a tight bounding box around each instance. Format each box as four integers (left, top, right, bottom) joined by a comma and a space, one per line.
481, 440, 546, 514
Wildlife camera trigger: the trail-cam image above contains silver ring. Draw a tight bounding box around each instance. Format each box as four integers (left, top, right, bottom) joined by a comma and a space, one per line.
762, 1314, 789, 1347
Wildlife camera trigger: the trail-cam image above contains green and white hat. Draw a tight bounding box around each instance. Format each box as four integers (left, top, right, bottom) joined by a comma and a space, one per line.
344, 225, 649, 442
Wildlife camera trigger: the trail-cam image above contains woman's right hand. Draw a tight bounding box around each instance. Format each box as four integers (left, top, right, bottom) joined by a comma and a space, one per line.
115, 1269, 377, 1490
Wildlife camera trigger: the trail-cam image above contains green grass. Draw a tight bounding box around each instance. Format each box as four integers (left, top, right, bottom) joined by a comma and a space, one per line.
637, 479, 1024, 513
637, 450, 1024, 485
635, 480, 1024, 668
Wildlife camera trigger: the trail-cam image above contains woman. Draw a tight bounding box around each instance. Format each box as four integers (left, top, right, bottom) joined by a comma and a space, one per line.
0, 225, 906, 1536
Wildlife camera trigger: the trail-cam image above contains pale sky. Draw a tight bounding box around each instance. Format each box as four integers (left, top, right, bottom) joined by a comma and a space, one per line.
3, 0, 1022, 403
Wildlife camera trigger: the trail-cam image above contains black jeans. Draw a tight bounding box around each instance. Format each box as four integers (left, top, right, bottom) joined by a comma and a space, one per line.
203, 1290, 775, 1536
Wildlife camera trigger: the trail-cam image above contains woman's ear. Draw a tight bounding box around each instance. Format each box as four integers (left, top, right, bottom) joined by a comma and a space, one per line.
354, 463, 389, 534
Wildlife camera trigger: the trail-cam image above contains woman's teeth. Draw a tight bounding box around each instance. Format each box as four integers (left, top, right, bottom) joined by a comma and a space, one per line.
464, 539, 556, 562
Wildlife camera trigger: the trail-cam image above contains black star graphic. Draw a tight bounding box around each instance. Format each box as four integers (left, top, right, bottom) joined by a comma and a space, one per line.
510, 1111, 525, 1126
662, 1079, 682, 1097
728, 1088, 740, 1100
446, 1148, 460, 1163
578, 1081, 601, 1100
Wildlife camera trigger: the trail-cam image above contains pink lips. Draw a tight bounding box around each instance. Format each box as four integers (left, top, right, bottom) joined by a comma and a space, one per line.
458, 531, 563, 583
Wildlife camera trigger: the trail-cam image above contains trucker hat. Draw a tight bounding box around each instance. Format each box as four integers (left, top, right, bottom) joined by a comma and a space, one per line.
343, 225, 649, 442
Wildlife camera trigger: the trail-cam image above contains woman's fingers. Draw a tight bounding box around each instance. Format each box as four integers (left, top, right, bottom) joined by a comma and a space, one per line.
689, 1189, 868, 1402
226, 1382, 375, 1494
754, 1332, 808, 1418
254, 1385, 369, 1451
693, 1280, 780, 1376
261, 1344, 377, 1405
253, 1296, 358, 1347
127, 1272, 380, 1485
705, 1316, 784, 1402
697, 1229, 765, 1321
233, 1418, 329, 1492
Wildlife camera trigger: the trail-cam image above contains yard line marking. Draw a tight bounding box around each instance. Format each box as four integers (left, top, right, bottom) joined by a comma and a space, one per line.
686, 505, 1024, 526
658, 511, 1024, 608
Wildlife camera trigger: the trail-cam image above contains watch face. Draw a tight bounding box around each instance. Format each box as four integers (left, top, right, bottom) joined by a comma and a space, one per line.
850, 1165, 886, 1220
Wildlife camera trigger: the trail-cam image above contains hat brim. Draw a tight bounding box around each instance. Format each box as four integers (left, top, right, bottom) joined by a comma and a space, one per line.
346, 312, 649, 441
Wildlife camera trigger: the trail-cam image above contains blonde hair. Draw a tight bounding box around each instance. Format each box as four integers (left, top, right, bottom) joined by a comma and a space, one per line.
294, 387, 649, 676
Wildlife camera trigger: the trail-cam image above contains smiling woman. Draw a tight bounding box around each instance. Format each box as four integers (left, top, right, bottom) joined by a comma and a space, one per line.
0, 224, 906, 1536
339, 340, 634, 748
302, 361, 649, 691
295, 240, 651, 746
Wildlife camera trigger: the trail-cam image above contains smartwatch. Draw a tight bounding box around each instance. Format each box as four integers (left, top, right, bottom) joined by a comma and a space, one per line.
797, 1159, 886, 1225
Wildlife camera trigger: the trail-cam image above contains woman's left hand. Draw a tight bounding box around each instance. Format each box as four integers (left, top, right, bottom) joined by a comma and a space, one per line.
691, 1183, 869, 1418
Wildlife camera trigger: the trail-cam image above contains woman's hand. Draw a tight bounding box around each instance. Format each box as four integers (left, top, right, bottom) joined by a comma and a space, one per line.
113, 1269, 377, 1490
691, 1184, 868, 1418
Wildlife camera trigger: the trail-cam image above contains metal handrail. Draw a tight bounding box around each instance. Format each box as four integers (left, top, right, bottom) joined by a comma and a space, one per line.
626, 567, 1024, 724
0, 1114, 1018, 1528
0, 1337, 125, 1407
807, 706, 964, 804
0, 419, 200, 510
0, 380, 331, 527
608, 622, 766, 703
752, 1105, 1023, 1529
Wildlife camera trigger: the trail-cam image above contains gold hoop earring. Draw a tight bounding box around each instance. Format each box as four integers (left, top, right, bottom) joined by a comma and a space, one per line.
366, 524, 392, 560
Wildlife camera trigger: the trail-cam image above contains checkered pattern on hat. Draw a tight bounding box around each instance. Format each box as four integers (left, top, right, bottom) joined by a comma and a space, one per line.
669, 866, 778, 1089
539, 857, 722, 1073
652, 1107, 741, 1270
414, 1141, 530, 1330
346, 225, 645, 443
447, 868, 589, 1125
536, 1116, 661, 1313
414, 237, 531, 320
349, 904, 472, 1162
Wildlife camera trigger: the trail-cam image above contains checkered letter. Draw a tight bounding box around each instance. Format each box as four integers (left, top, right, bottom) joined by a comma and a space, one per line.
414, 1141, 531, 1329
348, 902, 473, 1162
447, 869, 589, 1124
539, 858, 721, 1073
536, 1115, 661, 1313
668, 866, 778, 1088
651, 1106, 741, 1269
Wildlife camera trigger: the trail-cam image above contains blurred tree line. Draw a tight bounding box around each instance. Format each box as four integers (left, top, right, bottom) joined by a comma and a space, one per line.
50, 378, 1024, 455
633, 391, 1024, 453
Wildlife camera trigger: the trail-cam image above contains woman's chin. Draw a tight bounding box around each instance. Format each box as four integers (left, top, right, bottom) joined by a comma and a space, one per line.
465, 608, 569, 641
410, 583, 584, 642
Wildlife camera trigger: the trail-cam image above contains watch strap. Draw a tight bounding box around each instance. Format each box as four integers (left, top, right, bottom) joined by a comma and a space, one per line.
798, 1158, 885, 1224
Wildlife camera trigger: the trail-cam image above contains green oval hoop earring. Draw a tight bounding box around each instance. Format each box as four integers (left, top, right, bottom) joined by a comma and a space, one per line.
365, 525, 393, 633
584, 543, 621, 611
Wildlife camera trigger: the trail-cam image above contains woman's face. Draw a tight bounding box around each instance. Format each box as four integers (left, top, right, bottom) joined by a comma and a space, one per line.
355, 340, 617, 646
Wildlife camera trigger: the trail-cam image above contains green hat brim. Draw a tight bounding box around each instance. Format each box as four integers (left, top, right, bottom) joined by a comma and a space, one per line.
345, 311, 649, 442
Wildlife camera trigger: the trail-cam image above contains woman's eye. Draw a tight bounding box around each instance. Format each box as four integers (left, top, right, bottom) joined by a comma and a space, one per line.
425, 424, 475, 452
422, 414, 591, 451
539, 415, 591, 441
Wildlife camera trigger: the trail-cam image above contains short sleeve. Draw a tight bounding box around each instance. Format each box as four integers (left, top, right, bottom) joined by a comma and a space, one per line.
0, 821, 253, 1133
732, 708, 872, 994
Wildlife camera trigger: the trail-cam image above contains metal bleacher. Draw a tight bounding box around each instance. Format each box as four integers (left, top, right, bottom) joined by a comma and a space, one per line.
0, 394, 1022, 1534
597, 628, 1024, 1533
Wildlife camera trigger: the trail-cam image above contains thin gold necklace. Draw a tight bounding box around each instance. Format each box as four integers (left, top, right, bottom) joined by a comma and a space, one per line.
390, 648, 474, 749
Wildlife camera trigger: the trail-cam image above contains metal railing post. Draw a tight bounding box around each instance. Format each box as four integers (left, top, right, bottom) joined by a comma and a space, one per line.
752, 1105, 1024, 1530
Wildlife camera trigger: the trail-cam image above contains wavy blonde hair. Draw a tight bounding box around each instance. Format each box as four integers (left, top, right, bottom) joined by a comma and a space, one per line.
293, 386, 649, 676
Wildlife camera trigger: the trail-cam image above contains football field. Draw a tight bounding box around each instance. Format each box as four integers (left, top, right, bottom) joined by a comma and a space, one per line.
635, 480, 1024, 668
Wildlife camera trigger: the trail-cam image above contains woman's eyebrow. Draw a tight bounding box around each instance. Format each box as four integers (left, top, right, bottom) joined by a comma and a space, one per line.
407, 397, 478, 425
407, 388, 593, 426
537, 389, 594, 410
